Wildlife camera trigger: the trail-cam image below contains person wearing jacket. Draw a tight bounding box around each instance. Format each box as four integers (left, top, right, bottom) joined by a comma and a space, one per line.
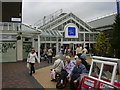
76, 44, 82, 59
27, 49, 40, 76
47, 47, 53, 63
68, 58, 87, 90
65, 56, 75, 78
50, 54, 65, 81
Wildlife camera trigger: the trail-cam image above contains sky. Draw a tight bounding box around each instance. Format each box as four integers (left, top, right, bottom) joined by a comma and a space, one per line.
22, 0, 117, 25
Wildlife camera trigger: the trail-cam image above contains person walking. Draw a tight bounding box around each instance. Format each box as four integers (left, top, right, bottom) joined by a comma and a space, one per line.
43, 48, 48, 61
60, 46, 64, 55
76, 44, 82, 59
27, 49, 40, 76
71, 55, 79, 66
47, 47, 53, 63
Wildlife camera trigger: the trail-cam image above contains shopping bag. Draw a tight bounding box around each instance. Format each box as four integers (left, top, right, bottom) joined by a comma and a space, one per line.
26, 63, 30, 69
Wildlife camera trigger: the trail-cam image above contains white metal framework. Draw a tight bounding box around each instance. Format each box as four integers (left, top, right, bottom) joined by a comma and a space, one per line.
89, 56, 120, 86
34, 10, 99, 50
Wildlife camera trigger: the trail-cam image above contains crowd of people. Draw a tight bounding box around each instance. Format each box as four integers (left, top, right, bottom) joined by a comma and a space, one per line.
50, 44, 90, 90
27, 44, 90, 89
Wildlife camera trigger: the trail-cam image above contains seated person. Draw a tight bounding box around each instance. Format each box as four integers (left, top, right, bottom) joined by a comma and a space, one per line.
65, 56, 75, 78
80, 51, 87, 60
82, 47, 88, 54
56, 56, 75, 88
80, 51, 90, 71
68, 58, 87, 90
50, 54, 65, 81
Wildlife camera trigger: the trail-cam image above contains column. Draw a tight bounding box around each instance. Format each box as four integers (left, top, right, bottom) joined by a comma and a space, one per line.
17, 35, 23, 61
38, 35, 40, 61
73, 44, 74, 56
45, 37, 47, 48
32, 37, 35, 48
61, 37, 63, 46
50, 42, 52, 47
56, 37, 59, 54
83, 33, 85, 47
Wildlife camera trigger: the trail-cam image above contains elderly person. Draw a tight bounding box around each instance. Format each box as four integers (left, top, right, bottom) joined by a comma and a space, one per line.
50, 54, 64, 81
56, 56, 75, 88
68, 58, 87, 90
64, 56, 75, 78
27, 49, 40, 76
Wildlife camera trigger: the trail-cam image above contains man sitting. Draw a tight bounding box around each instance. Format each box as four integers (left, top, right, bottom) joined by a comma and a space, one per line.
80, 51, 90, 71
68, 58, 87, 90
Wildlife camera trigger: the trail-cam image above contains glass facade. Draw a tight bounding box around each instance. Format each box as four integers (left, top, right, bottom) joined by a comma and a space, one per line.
0, 42, 16, 62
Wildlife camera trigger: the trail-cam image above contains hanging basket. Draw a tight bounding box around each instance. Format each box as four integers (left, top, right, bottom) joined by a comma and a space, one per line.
34, 39, 38, 41
16, 35, 21, 40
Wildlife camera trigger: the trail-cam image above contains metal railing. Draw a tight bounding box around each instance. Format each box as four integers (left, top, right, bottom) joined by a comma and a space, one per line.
34, 9, 63, 27
0, 22, 21, 31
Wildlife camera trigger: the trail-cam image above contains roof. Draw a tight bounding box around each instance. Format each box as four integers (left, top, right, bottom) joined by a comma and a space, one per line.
88, 13, 116, 29
0, 22, 41, 35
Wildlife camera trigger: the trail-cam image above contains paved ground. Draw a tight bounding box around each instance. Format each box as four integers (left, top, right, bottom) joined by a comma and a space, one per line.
2, 60, 53, 89
2, 56, 91, 89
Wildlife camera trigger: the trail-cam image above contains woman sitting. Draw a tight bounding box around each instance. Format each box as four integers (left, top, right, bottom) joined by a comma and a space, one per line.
50, 54, 65, 81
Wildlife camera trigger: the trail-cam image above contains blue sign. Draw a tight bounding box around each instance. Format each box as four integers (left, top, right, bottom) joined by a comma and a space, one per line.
68, 27, 76, 36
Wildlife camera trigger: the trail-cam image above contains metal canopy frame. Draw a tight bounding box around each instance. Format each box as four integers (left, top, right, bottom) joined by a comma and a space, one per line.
40, 29, 62, 37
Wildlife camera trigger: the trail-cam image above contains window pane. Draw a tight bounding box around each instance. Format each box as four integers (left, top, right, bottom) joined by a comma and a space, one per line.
90, 62, 101, 78
101, 64, 113, 83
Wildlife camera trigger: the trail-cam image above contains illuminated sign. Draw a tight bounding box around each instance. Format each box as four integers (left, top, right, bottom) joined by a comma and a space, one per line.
68, 27, 76, 36
64, 23, 78, 38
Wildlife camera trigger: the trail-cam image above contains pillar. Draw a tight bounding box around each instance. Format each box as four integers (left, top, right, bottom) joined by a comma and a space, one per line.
83, 33, 85, 47
56, 37, 59, 54
38, 35, 40, 61
17, 35, 23, 61
32, 37, 35, 48
61, 37, 63, 46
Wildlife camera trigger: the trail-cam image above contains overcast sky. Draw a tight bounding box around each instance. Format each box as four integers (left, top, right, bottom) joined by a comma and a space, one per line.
22, 0, 117, 25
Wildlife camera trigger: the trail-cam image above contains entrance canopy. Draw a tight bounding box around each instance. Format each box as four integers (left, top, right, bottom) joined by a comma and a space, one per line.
41, 29, 62, 37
